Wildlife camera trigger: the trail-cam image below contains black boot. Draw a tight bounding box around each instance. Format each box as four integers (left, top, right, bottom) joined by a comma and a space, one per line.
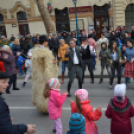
90, 72, 94, 84
13, 88, 20, 90
22, 82, 26, 87
6, 90, 11, 94
67, 83, 72, 97
99, 78, 103, 84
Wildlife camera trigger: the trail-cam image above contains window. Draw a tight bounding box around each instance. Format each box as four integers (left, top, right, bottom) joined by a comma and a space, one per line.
70, 19, 84, 31
17, 12, 27, 21
0, 13, 4, 24
125, 4, 134, 32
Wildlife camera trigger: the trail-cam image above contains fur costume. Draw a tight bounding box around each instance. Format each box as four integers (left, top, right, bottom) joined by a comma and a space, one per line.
32, 46, 58, 113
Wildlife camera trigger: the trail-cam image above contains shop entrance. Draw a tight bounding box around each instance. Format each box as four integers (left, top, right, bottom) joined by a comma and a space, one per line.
125, 4, 134, 33
94, 4, 109, 39
0, 13, 7, 37
55, 8, 70, 32
17, 12, 30, 36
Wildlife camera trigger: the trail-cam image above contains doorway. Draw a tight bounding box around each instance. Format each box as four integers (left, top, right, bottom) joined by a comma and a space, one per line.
55, 8, 70, 32
94, 17, 109, 39
19, 24, 29, 36
17, 12, 30, 36
0, 13, 7, 37
94, 4, 109, 39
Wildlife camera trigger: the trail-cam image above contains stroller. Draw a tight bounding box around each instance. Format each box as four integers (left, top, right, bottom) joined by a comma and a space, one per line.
17, 53, 27, 76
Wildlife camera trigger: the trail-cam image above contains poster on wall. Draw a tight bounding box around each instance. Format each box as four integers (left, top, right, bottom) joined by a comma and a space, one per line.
89, 25, 94, 30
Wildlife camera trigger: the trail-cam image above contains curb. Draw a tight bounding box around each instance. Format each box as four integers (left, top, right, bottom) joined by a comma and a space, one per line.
17, 75, 121, 79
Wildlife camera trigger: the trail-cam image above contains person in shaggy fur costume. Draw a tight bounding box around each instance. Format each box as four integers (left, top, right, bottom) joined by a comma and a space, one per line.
32, 35, 58, 113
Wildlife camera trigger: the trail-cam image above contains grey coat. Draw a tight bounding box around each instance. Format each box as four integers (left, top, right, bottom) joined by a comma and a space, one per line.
99, 44, 109, 66
65, 46, 82, 70
25, 59, 32, 75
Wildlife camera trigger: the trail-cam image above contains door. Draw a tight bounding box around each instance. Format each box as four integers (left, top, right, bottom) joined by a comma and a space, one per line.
55, 8, 70, 32
0, 26, 7, 37
19, 24, 29, 36
94, 17, 109, 39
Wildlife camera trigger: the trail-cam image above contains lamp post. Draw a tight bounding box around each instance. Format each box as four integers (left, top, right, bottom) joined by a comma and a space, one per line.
72, 0, 80, 46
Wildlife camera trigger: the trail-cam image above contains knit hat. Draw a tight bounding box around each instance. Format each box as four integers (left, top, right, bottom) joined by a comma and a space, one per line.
114, 83, 126, 97
69, 113, 85, 134
75, 89, 88, 102
28, 52, 32, 57
48, 78, 59, 89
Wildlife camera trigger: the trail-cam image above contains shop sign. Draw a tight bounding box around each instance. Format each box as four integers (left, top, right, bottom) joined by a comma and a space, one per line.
69, 6, 92, 14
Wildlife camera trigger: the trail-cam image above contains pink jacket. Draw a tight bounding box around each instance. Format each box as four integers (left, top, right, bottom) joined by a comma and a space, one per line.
48, 89, 67, 120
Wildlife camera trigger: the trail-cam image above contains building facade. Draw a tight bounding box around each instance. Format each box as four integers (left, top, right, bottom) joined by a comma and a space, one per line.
0, 0, 115, 38
113, 0, 134, 32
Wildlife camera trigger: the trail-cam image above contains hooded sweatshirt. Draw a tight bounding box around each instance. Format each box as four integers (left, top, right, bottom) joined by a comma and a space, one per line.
99, 44, 109, 66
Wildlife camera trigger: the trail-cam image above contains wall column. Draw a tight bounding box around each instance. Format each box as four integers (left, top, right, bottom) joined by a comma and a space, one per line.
29, 0, 36, 17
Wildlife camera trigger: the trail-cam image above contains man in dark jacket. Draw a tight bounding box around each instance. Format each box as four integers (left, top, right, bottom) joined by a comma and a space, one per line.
0, 71, 36, 134
81, 38, 94, 84
88, 30, 97, 41
49, 33, 59, 58
65, 39, 83, 97
63, 32, 72, 45
131, 26, 134, 40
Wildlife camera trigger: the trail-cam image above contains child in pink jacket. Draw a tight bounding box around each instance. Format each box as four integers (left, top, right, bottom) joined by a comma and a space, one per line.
44, 78, 68, 134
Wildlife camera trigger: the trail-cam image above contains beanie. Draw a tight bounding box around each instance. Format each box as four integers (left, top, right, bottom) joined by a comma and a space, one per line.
28, 52, 32, 57
48, 78, 59, 89
114, 83, 126, 97
69, 113, 85, 134
75, 89, 88, 102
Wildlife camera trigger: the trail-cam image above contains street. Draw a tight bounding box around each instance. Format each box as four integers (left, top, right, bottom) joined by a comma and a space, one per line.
3, 78, 134, 134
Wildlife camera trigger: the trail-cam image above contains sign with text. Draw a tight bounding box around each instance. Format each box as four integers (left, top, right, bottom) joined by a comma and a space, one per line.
69, 6, 92, 14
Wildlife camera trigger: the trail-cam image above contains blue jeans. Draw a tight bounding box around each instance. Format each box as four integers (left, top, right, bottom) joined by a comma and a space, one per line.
91, 54, 96, 69
62, 61, 68, 74
121, 66, 125, 77
125, 77, 134, 85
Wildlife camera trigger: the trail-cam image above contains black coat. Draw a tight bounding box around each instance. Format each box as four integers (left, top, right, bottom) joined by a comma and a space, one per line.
12, 44, 21, 56
131, 31, 134, 40
0, 95, 27, 134
49, 38, 59, 52
20, 40, 30, 54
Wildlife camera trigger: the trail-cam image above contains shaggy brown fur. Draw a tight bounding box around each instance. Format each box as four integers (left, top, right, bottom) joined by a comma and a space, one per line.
32, 46, 58, 113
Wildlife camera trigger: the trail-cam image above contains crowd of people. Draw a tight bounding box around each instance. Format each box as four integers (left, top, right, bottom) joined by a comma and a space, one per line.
0, 25, 134, 134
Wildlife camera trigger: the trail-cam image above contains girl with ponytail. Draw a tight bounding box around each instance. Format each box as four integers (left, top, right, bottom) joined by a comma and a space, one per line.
69, 89, 102, 134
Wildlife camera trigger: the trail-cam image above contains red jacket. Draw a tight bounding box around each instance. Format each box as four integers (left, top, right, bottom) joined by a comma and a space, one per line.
105, 97, 134, 134
71, 100, 102, 134
0, 52, 5, 72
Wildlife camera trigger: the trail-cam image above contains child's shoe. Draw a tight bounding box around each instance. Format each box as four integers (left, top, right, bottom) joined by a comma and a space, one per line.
53, 129, 56, 133
22, 82, 26, 87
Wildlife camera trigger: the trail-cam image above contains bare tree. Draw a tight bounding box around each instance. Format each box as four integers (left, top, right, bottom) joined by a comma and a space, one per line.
36, 0, 56, 36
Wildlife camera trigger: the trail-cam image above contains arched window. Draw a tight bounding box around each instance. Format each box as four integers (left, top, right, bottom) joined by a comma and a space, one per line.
125, 4, 134, 32
0, 13, 4, 24
17, 12, 27, 21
